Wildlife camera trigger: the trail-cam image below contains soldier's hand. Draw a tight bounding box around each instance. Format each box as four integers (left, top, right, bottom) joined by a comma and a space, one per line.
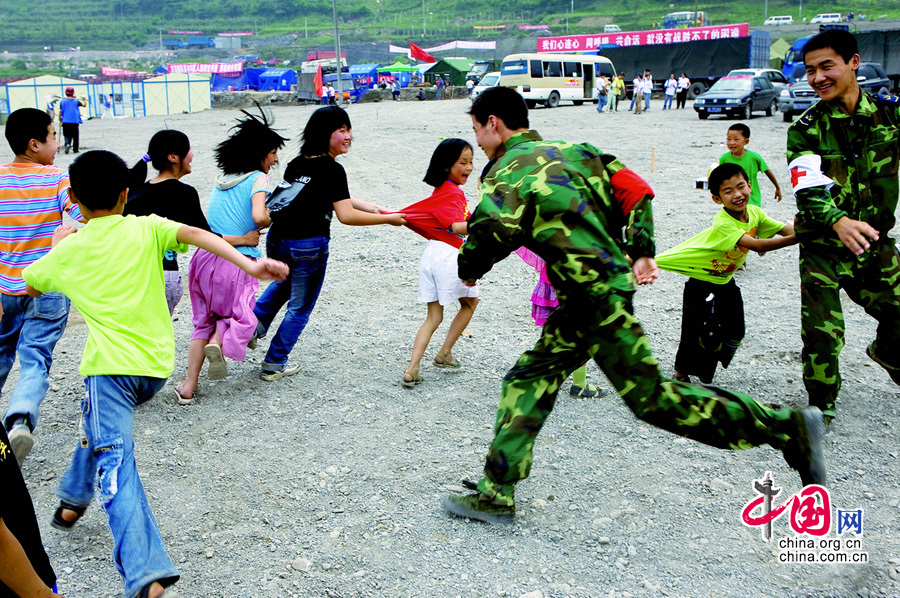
833, 216, 879, 256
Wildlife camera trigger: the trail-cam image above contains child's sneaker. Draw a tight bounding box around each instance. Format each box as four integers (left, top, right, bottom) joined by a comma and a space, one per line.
569, 384, 607, 398
260, 363, 300, 381
7, 416, 33, 467
441, 492, 515, 525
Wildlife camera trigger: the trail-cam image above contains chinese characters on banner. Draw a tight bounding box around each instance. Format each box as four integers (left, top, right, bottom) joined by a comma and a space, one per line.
167, 62, 244, 75
537, 23, 750, 52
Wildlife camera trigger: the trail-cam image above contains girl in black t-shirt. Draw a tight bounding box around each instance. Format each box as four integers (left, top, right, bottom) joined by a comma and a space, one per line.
125, 130, 261, 319
252, 106, 406, 380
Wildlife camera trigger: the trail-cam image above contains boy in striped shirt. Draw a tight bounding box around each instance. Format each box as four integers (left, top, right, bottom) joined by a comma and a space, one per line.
0, 108, 83, 466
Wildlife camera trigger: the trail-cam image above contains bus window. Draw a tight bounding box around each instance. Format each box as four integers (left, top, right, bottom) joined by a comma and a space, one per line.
501, 59, 528, 76
563, 62, 582, 77
596, 62, 615, 78
544, 61, 562, 77
530, 60, 543, 78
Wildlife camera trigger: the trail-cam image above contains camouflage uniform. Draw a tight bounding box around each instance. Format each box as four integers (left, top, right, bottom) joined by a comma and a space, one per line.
458, 130, 800, 506
787, 93, 900, 419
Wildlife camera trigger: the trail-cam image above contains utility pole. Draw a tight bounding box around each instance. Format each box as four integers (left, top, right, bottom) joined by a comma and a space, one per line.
331, 0, 344, 103
422, 0, 426, 38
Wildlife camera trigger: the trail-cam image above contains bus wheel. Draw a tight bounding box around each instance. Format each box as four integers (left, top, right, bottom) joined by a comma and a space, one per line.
546, 91, 560, 108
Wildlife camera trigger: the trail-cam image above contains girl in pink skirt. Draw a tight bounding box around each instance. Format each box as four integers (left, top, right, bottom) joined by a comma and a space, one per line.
175, 110, 288, 404
516, 247, 606, 398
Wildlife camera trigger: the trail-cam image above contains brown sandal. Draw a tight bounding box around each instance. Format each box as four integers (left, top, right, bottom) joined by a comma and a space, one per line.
401, 370, 424, 388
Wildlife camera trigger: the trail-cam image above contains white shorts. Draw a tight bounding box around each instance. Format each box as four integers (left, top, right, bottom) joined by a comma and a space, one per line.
417, 240, 479, 306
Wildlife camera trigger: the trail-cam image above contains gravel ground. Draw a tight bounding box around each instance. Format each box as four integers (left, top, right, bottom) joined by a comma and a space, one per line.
5, 97, 900, 598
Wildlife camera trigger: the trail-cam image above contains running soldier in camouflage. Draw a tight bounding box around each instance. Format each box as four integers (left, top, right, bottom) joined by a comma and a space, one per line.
786, 29, 900, 421
441, 87, 826, 525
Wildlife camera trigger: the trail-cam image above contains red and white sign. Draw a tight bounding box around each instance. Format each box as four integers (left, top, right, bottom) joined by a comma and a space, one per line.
218, 32, 254, 37
537, 23, 749, 52
168, 30, 203, 35
167, 62, 244, 75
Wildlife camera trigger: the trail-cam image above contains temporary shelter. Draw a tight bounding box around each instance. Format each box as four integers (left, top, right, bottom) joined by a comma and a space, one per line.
6, 76, 98, 118
141, 72, 211, 115
376, 61, 420, 87
348, 64, 381, 90
257, 68, 298, 91
424, 58, 473, 86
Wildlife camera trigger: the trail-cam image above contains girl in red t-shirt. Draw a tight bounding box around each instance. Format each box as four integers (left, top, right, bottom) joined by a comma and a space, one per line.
399, 139, 478, 387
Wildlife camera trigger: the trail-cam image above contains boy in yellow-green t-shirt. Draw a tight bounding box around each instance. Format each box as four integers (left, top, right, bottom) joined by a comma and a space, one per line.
655, 163, 797, 384
22, 150, 288, 598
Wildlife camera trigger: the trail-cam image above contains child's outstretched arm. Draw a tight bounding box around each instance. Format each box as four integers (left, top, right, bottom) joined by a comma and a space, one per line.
764, 168, 783, 202
334, 199, 405, 226
350, 197, 387, 214
737, 231, 798, 253
176, 226, 288, 281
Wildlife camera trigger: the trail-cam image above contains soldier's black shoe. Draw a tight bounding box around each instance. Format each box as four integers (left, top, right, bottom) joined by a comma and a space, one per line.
866, 342, 900, 385
441, 493, 515, 524
782, 407, 826, 487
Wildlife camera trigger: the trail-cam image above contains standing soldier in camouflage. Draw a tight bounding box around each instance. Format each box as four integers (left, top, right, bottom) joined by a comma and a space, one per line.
786, 29, 900, 422
441, 87, 826, 525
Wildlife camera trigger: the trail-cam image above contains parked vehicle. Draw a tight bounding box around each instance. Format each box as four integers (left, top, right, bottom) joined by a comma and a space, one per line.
466, 60, 500, 83
728, 68, 791, 94
693, 75, 779, 120
662, 11, 706, 28
811, 13, 842, 24
777, 81, 820, 121
470, 72, 500, 99
604, 24, 622, 33
856, 62, 892, 96
764, 15, 794, 25
500, 53, 616, 108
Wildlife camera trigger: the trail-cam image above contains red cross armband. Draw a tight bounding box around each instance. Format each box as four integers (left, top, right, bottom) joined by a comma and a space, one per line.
788, 154, 834, 196
610, 168, 654, 216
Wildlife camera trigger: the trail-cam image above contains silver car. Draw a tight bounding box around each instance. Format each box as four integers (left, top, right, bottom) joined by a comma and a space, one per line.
727, 68, 791, 95
777, 81, 820, 122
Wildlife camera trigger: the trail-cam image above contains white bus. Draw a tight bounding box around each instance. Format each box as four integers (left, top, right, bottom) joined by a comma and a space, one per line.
499, 53, 616, 108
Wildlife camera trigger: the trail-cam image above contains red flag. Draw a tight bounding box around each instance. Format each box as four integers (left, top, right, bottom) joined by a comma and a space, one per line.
410, 42, 436, 63
313, 63, 324, 99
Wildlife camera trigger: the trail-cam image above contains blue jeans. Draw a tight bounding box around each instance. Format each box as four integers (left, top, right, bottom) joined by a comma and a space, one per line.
644, 92, 651, 110
663, 94, 674, 109
254, 236, 329, 368
596, 94, 607, 112
57, 375, 178, 598
0, 292, 69, 430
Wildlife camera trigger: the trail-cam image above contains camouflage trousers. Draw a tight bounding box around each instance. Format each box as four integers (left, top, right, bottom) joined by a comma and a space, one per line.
476, 290, 795, 506
799, 241, 900, 419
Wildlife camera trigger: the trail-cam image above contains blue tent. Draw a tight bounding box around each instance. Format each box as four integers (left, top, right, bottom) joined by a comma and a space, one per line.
152, 65, 168, 75
244, 68, 266, 89
349, 63, 381, 90
211, 72, 251, 91
258, 68, 298, 91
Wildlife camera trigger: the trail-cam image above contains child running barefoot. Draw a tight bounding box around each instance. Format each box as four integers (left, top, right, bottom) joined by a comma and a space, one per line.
399, 139, 479, 387
515, 247, 606, 398
176, 109, 287, 402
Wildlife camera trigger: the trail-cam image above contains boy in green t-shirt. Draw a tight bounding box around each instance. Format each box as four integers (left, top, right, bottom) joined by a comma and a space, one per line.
719, 123, 782, 207
22, 151, 288, 598
656, 163, 797, 383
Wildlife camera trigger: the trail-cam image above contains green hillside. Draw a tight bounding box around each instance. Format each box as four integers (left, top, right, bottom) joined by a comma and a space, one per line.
0, 0, 897, 51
